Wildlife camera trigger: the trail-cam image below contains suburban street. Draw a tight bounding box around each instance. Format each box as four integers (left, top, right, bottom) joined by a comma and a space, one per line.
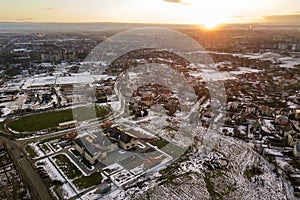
0, 135, 53, 200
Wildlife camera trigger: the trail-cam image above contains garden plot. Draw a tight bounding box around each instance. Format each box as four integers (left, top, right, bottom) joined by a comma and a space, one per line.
25, 142, 45, 158
51, 153, 103, 191
52, 153, 86, 179
39, 142, 55, 155
110, 169, 135, 187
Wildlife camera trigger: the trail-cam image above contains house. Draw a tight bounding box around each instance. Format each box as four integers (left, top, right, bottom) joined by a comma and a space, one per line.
73, 135, 118, 164
101, 122, 113, 129
293, 144, 300, 157
268, 142, 285, 150
96, 93, 108, 103
41, 93, 52, 103
61, 132, 78, 140
227, 102, 239, 111
280, 124, 295, 137
286, 121, 300, 145
275, 115, 289, 126
295, 110, 300, 120
105, 127, 139, 150
141, 93, 154, 107
288, 132, 300, 146
277, 108, 290, 116
240, 112, 258, 124
245, 106, 256, 114
259, 105, 273, 117
60, 84, 73, 95
41, 52, 58, 62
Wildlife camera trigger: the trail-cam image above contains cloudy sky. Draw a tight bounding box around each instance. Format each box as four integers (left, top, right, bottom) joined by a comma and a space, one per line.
1, 0, 300, 28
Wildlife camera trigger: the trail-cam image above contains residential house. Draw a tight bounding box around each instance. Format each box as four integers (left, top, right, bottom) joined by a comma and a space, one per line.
73, 135, 118, 164
293, 144, 300, 157
295, 109, 300, 120
105, 127, 139, 150
241, 112, 258, 124
277, 108, 290, 116
275, 115, 289, 126
280, 123, 295, 137
141, 93, 154, 107
245, 106, 256, 114
288, 132, 300, 146
227, 102, 239, 111
61, 132, 78, 140
259, 105, 273, 117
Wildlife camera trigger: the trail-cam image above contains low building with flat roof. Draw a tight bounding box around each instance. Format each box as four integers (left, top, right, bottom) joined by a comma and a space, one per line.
58, 120, 78, 130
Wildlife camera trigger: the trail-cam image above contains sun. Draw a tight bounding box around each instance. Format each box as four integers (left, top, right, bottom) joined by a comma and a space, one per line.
202, 21, 219, 29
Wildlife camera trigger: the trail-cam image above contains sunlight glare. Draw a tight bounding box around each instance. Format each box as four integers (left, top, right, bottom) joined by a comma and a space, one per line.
202, 21, 219, 29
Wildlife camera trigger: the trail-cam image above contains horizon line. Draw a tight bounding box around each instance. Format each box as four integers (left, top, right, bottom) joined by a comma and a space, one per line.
0, 21, 299, 26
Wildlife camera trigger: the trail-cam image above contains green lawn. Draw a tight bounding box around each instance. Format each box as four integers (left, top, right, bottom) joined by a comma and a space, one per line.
41, 144, 50, 152
73, 171, 103, 190
53, 154, 82, 179
72, 106, 110, 122
25, 145, 38, 158
54, 154, 103, 190
149, 138, 169, 149
7, 106, 110, 132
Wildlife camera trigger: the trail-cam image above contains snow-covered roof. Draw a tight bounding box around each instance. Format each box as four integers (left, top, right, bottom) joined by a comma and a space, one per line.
31, 76, 56, 86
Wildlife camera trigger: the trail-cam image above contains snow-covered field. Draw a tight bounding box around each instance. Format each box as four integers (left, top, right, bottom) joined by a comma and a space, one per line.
189, 66, 261, 81
104, 135, 291, 200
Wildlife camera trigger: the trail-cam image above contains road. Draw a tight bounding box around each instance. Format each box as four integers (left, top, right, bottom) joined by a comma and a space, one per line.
0, 104, 120, 199
0, 136, 53, 200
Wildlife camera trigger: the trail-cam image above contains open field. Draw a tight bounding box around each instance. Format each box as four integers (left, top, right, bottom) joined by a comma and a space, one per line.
7, 106, 109, 132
